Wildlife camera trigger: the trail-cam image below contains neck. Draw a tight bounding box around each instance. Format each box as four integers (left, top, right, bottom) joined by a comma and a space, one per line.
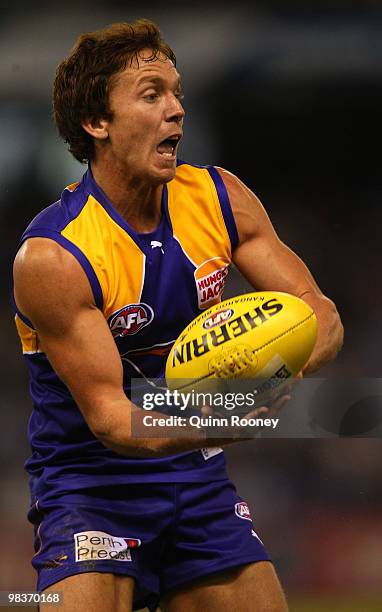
90, 159, 163, 233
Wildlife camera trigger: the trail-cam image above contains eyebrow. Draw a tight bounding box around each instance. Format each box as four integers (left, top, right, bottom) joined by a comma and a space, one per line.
136, 74, 182, 89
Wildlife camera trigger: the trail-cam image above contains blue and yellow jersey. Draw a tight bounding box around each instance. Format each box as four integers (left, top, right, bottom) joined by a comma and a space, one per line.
12, 161, 238, 498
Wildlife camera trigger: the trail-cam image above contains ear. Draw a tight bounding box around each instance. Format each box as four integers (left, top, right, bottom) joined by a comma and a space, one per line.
81, 116, 109, 141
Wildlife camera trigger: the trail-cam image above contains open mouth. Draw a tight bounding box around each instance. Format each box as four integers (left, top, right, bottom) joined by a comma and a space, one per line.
157, 135, 181, 158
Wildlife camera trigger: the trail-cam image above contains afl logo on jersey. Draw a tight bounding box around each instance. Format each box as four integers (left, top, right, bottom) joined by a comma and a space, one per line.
108, 303, 154, 338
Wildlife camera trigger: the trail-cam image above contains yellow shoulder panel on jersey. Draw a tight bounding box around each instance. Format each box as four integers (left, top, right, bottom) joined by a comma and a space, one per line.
15, 314, 41, 354
61, 195, 145, 319
168, 164, 232, 309
168, 164, 232, 266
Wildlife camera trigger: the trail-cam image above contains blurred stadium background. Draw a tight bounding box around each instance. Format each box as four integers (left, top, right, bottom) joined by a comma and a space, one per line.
1, 1, 381, 610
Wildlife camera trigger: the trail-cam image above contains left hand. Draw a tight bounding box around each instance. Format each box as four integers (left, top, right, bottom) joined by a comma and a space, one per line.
246, 371, 303, 421
200, 373, 302, 437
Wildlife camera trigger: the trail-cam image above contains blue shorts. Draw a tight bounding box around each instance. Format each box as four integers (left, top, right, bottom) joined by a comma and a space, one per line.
29, 480, 270, 611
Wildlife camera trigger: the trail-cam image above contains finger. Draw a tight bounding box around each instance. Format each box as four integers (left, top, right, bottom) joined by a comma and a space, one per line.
250, 406, 269, 418
201, 405, 214, 417
283, 371, 303, 395
267, 394, 291, 418
245, 406, 269, 419
273, 393, 291, 409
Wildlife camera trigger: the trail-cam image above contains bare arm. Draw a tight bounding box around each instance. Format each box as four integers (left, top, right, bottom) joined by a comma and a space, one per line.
13, 238, 238, 457
217, 168, 344, 373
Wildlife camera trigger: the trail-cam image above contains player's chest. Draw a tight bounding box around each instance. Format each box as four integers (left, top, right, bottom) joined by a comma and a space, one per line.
105, 228, 230, 352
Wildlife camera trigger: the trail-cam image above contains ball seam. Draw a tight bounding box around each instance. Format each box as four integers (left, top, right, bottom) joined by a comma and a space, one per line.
252, 311, 315, 356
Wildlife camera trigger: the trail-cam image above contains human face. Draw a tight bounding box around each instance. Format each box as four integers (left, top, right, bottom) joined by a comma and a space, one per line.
105, 49, 185, 184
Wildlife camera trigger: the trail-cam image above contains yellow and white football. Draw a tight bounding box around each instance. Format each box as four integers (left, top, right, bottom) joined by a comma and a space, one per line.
165, 291, 317, 395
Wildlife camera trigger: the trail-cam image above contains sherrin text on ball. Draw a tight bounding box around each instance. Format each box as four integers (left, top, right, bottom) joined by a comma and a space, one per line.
165, 292, 317, 395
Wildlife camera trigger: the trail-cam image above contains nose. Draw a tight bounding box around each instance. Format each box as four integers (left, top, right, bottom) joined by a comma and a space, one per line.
165, 93, 185, 123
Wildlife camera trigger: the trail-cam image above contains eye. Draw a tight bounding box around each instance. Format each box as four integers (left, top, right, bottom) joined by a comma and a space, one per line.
143, 93, 159, 102
175, 92, 185, 101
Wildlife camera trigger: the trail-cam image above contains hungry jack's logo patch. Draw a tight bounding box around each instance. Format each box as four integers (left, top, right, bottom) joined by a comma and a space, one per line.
194, 257, 230, 309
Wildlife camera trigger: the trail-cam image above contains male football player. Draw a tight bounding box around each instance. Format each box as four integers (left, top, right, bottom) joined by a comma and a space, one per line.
12, 19, 343, 612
